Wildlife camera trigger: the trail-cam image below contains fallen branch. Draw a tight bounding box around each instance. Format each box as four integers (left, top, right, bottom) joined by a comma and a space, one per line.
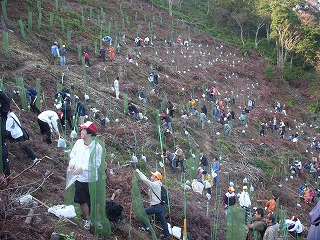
24, 208, 34, 224
6, 156, 52, 186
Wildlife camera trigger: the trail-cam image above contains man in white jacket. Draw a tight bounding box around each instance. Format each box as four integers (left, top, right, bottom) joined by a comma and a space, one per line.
67, 121, 102, 230
6, 109, 38, 163
239, 185, 251, 209
37, 110, 60, 144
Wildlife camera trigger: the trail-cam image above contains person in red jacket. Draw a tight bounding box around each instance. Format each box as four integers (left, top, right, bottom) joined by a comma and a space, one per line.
83, 51, 90, 67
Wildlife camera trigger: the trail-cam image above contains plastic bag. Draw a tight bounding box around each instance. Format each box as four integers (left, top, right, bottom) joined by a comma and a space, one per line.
48, 205, 76, 218
57, 138, 66, 148
70, 129, 77, 139
65, 170, 79, 189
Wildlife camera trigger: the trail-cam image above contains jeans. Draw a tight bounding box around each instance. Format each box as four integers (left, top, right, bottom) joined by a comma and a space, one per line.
214, 114, 218, 122
164, 122, 172, 133
177, 159, 185, 172
213, 174, 219, 187
170, 159, 177, 173
60, 56, 66, 67
142, 203, 170, 239
142, 97, 147, 107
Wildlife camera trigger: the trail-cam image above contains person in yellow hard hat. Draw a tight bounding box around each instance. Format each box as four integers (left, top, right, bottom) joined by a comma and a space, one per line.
135, 169, 170, 240
223, 186, 236, 222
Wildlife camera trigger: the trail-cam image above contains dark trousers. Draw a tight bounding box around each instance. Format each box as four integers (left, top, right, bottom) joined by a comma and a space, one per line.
61, 117, 72, 129
2, 143, 10, 176
142, 203, 170, 239
85, 58, 90, 67
37, 119, 52, 144
15, 136, 37, 160
177, 159, 185, 172
30, 103, 41, 114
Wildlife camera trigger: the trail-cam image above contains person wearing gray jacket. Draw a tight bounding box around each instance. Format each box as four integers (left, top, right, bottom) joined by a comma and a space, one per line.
135, 169, 170, 240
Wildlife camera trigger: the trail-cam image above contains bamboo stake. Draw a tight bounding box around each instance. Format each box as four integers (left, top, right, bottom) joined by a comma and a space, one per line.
11, 98, 21, 111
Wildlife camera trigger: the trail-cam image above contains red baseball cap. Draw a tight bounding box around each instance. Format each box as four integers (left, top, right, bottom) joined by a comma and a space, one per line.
79, 121, 97, 134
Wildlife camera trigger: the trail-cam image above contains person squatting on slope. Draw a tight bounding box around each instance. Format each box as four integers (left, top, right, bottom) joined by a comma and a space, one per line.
162, 148, 176, 173
287, 216, 303, 238
103, 36, 112, 46
37, 110, 61, 144
91, 108, 107, 127
6, 108, 38, 164
128, 103, 140, 122
67, 121, 103, 230
25, 88, 41, 114
175, 145, 185, 173
135, 169, 170, 240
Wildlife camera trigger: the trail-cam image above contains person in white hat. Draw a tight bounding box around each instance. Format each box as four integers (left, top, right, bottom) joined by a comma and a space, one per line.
239, 185, 251, 209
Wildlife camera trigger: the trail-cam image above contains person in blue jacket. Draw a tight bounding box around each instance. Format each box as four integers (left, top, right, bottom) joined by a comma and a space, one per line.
211, 157, 221, 188
103, 36, 112, 46
51, 41, 60, 65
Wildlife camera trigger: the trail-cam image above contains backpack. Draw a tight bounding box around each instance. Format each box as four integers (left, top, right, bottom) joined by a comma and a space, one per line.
152, 185, 168, 205
160, 186, 168, 205
105, 201, 124, 222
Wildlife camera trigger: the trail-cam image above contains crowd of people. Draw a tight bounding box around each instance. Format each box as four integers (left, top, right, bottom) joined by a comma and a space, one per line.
2, 30, 320, 240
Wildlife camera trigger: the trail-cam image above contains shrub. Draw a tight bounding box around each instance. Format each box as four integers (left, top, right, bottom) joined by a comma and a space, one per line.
263, 65, 275, 82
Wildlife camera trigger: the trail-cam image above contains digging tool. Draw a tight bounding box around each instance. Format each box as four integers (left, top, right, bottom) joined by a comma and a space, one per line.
11, 98, 21, 111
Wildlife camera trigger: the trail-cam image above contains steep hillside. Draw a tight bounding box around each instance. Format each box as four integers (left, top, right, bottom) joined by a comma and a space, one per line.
0, 0, 319, 240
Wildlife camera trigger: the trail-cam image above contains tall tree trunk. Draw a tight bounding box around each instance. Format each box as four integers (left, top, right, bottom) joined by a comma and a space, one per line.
168, 0, 173, 16
265, 22, 271, 44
